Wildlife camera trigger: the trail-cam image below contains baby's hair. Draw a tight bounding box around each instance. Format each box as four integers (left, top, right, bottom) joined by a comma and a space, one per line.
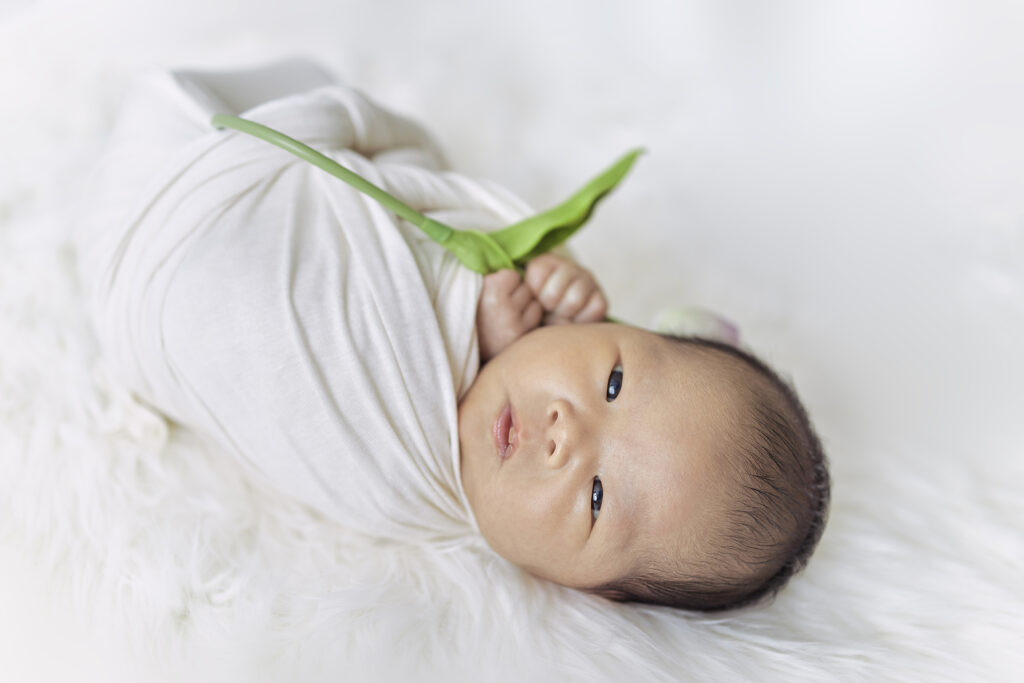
589, 335, 830, 612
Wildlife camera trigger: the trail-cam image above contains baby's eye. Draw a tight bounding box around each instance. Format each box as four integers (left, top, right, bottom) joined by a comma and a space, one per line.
605, 364, 623, 402
591, 477, 603, 523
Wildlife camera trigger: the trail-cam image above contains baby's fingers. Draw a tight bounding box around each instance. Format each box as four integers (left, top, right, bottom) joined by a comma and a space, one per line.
573, 289, 608, 322
481, 268, 522, 299
550, 276, 598, 320
525, 253, 608, 322
522, 299, 544, 331
523, 253, 561, 295
524, 254, 579, 311
534, 266, 576, 312
508, 281, 537, 314
509, 280, 543, 332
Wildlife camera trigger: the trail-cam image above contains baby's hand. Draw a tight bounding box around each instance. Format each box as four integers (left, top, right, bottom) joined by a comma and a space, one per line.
476, 269, 544, 362
524, 253, 608, 324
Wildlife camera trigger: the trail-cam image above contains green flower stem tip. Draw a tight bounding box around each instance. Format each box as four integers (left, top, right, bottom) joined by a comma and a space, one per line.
211, 114, 642, 276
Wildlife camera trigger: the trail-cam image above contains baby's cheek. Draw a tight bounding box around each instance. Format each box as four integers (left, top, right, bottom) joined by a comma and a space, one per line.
473, 493, 521, 562
497, 491, 574, 579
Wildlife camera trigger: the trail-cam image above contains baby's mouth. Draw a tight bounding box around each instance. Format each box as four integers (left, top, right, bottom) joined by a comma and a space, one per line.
493, 402, 518, 461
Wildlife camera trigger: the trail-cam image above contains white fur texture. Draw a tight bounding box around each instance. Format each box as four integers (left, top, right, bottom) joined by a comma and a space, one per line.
2, 1, 1023, 681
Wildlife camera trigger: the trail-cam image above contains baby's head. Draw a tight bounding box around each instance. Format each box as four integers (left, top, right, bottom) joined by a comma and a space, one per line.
458, 322, 829, 611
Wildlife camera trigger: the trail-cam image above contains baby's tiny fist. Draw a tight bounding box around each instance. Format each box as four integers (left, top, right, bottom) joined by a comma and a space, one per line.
476, 269, 543, 361
524, 253, 607, 324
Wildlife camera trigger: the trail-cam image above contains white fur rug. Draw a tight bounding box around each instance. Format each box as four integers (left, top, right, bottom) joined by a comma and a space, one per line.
2, 1, 1022, 681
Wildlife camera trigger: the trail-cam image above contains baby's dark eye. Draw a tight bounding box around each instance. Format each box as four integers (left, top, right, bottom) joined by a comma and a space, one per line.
605, 364, 623, 402
591, 477, 603, 523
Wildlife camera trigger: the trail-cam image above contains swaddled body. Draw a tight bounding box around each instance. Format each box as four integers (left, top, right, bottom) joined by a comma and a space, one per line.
78, 61, 532, 542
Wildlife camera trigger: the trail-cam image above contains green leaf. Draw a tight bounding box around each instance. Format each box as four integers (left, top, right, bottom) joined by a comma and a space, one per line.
489, 148, 644, 266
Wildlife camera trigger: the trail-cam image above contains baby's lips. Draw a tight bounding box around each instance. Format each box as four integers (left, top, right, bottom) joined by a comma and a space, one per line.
651, 306, 741, 346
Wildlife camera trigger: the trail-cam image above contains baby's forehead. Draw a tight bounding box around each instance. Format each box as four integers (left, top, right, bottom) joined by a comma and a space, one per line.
664, 340, 762, 403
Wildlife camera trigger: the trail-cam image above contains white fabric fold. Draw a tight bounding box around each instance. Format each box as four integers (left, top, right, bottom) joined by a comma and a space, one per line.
77, 61, 533, 542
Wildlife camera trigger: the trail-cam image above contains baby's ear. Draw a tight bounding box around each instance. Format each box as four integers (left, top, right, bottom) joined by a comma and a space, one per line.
651, 306, 740, 346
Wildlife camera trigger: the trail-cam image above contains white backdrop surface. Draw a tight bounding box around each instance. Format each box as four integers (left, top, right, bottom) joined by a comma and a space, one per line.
1, 1, 1022, 681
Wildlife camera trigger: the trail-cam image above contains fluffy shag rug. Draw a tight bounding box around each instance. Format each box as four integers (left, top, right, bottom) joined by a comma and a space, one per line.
2, 1, 1022, 681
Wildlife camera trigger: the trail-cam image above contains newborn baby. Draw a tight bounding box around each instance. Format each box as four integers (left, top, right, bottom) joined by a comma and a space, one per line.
464, 256, 829, 611
79, 60, 828, 614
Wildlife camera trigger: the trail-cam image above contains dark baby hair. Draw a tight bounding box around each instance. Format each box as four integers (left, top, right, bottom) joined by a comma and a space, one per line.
589, 335, 830, 612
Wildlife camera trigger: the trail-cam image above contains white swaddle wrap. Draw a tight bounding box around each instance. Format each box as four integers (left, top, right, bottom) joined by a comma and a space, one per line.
78, 62, 533, 542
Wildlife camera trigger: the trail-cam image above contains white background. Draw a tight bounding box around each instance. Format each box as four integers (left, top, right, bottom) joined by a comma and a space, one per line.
1, 1, 1022, 680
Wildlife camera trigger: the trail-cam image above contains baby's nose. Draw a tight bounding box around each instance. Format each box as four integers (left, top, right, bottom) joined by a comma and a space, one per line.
544, 399, 576, 469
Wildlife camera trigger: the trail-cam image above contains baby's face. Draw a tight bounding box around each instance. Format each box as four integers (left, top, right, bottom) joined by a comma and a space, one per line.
458, 323, 744, 589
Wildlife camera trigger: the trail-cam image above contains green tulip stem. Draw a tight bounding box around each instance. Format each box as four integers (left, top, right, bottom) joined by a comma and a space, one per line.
212, 114, 641, 275
212, 114, 454, 246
